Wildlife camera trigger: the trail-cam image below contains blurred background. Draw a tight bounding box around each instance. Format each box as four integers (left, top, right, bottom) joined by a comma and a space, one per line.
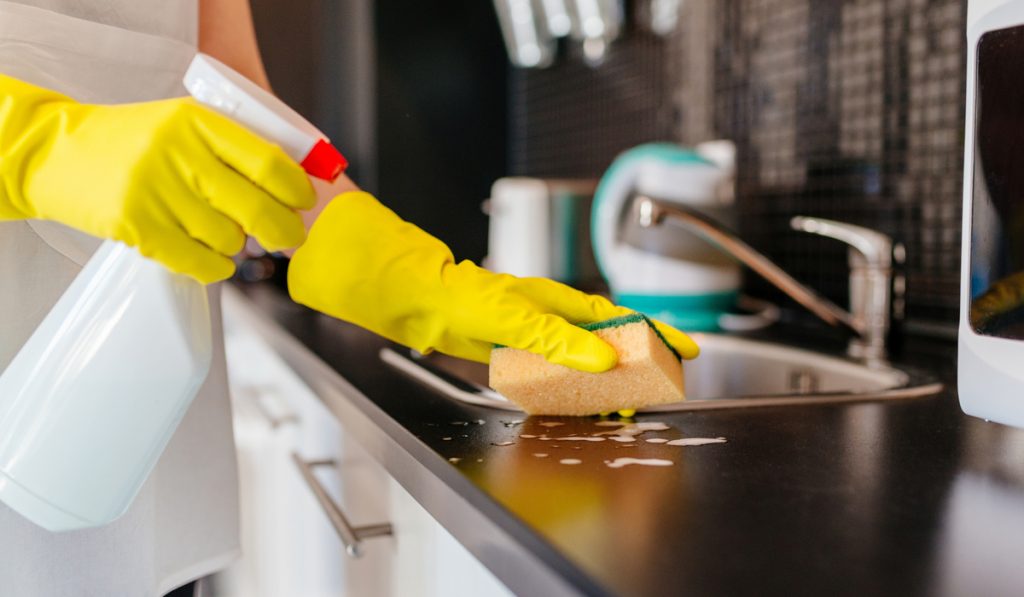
248, 0, 965, 340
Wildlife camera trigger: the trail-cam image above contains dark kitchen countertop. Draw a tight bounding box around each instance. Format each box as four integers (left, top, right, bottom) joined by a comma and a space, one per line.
229, 282, 1024, 597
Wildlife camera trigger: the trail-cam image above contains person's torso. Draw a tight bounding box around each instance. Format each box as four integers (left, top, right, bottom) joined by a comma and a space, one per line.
0, 2, 240, 595
4, 0, 196, 45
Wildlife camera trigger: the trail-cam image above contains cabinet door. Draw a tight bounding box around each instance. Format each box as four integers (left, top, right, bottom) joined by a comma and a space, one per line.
221, 299, 512, 597
387, 478, 514, 597
220, 321, 393, 596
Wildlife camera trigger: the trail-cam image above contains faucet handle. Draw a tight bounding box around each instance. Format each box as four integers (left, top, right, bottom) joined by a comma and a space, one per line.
790, 216, 902, 363
790, 216, 893, 269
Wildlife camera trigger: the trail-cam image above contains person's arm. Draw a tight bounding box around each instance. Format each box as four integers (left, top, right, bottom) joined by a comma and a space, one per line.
199, 0, 352, 233
198, 0, 270, 90
201, 0, 700, 378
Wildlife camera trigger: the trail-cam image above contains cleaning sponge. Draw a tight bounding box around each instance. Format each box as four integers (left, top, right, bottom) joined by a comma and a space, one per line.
489, 313, 686, 416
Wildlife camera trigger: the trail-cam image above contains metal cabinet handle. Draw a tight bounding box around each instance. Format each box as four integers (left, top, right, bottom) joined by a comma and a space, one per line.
252, 389, 300, 429
237, 384, 300, 429
291, 453, 393, 558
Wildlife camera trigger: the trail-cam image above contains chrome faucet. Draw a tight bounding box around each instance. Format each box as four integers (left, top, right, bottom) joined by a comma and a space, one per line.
632, 195, 904, 364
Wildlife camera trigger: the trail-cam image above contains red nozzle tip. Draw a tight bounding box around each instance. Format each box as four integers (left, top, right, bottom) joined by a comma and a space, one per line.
301, 138, 348, 181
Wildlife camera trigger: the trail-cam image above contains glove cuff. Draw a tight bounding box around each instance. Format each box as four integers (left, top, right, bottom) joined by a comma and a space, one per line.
288, 191, 457, 351
0, 74, 79, 220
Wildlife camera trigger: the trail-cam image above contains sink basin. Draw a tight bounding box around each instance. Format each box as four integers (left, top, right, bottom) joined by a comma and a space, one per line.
380, 333, 942, 412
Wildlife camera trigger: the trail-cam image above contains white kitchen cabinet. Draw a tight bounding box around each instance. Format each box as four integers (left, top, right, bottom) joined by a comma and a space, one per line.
383, 476, 515, 597
215, 299, 512, 597
217, 319, 353, 597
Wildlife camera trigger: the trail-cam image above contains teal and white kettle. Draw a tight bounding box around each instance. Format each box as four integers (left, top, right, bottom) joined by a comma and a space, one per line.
591, 142, 743, 331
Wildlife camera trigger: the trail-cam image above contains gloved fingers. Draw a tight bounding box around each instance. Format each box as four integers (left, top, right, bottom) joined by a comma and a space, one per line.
134, 221, 235, 284
649, 318, 700, 359
194, 158, 307, 252
512, 276, 700, 359
515, 276, 631, 323
190, 104, 316, 210
484, 310, 619, 373
435, 340, 492, 365
162, 181, 247, 257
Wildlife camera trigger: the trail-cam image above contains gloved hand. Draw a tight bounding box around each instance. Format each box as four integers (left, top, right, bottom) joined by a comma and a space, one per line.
0, 73, 316, 283
971, 271, 1024, 333
288, 192, 699, 373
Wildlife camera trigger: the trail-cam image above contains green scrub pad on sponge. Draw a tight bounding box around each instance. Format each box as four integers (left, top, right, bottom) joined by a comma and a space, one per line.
489, 313, 686, 416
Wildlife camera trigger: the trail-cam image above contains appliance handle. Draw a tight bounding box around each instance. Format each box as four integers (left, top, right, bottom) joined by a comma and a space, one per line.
291, 453, 393, 558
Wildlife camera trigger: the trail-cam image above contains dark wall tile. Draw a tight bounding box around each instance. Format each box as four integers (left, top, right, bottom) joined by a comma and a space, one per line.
510, 0, 967, 333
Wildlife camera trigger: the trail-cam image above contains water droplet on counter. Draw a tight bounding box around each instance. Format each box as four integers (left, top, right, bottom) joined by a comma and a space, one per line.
442, 437, 452, 441
450, 421, 469, 426
594, 421, 670, 435
551, 436, 604, 442
539, 422, 565, 428
666, 437, 727, 446
476, 419, 486, 425
646, 438, 669, 444
448, 457, 461, 463
501, 420, 524, 428
559, 459, 582, 465
520, 434, 538, 439
461, 434, 469, 438
608, 436, 636, 443
534, 453, 549, 458
491, 441, 515, 446
605, 458, 673, 469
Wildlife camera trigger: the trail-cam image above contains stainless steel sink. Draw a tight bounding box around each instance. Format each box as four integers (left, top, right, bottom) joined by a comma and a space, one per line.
380, 333, 943, 412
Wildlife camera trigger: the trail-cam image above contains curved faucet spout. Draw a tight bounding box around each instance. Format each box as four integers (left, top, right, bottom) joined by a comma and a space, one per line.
631, 195, 867, 340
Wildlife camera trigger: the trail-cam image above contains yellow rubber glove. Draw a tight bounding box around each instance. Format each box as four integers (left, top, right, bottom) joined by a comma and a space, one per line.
288, 192, 699, 373
0, 74, 316, 283
971, 271, 1024, 331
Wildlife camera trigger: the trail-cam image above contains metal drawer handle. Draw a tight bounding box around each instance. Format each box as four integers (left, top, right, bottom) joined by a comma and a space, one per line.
291, 453, 393, 558
252, 388, 300, 429
237, 384, 300, 429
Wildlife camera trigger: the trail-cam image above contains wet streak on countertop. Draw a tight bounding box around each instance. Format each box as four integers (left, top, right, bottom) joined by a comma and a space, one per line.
234, 283, 1024, 597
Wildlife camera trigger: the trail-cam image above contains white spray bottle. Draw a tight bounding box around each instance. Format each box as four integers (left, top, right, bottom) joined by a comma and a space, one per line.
0, 54, 345, 531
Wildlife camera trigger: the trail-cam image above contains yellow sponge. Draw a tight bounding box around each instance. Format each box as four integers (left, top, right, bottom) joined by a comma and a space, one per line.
488, 314, 685, 416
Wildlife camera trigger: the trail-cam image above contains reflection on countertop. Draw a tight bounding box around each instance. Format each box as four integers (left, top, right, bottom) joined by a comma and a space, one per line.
230, 282, 1024, 597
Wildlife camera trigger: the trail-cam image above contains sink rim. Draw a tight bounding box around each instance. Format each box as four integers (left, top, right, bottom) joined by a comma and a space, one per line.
685, 332, 910, 388
379, 334, 943, 413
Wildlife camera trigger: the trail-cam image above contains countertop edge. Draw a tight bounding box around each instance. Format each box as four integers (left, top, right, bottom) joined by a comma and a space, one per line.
223, 286, 610, 597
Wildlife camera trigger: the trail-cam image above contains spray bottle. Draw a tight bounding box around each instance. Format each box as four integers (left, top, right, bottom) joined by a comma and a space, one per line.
0, 54, 345, 531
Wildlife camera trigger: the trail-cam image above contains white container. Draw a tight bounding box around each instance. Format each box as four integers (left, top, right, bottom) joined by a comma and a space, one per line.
486, 177, 600, 285
488, 178, 553, 278
959, 1, 1024, 428
591, 142, 740, 331
0, 54, 345, 531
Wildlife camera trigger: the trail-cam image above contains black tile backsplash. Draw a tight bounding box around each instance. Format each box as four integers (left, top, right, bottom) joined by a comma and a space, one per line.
510, 0, 967, 333
510, 15, 676, 178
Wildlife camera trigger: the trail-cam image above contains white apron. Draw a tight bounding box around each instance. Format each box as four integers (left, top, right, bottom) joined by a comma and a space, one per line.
0, 2, 240, 596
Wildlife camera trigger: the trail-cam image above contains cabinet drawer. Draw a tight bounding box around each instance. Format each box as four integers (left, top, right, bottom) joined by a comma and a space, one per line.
221, 290, 512, 596
223, 310, 393, 596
